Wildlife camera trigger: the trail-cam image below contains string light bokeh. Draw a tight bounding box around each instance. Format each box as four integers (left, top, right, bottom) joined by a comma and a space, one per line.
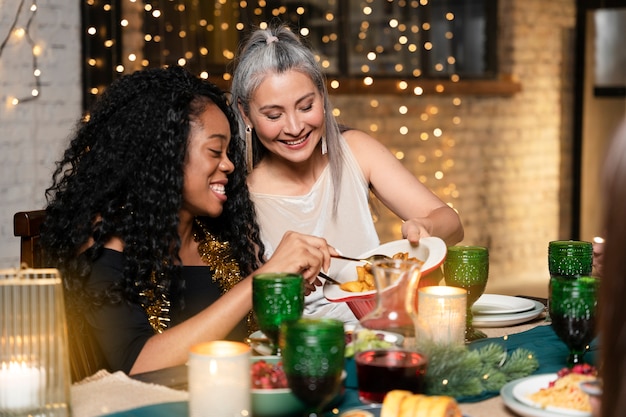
3, 0, 494, 236
1, 0, 41, 108
82, 0, 476, 234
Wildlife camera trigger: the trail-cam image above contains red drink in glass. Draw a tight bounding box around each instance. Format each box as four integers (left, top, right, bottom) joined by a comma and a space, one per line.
355, 349, 427, 403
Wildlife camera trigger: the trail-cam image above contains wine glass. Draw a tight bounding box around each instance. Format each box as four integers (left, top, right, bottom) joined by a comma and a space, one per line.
252, 273, 305, 355
443, 246, 489, 342
547, 240, 593, 323
549, 275, 599, 366
280, 318, 345, 417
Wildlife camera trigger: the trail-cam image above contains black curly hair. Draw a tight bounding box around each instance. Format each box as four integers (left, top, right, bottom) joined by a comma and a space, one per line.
41, 65, 265, 314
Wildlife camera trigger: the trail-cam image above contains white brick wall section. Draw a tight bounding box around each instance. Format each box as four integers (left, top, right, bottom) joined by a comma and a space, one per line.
0, 1, 81, 268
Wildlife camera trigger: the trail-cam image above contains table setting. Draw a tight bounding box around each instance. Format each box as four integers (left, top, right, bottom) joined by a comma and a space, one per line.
2, 239, 600, 417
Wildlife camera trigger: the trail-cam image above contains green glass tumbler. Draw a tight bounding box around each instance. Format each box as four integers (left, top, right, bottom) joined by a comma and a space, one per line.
548, 240, 593, 278
443, 246, 489, 342
252, 273, 305, 355
280, 318, 346, 417
549, 275, 599, 366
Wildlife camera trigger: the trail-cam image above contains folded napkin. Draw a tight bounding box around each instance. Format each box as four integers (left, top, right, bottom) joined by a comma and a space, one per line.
71, 370, 189, 417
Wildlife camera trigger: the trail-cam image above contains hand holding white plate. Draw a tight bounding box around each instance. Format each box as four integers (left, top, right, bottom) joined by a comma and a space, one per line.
323, 237, 447, 319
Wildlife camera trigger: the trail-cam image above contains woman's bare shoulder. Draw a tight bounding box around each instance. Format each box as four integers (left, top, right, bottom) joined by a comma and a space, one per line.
342, 129, 393, 159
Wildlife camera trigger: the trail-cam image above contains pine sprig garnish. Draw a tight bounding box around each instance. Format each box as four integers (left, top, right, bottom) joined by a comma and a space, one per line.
416, 340, 538, 398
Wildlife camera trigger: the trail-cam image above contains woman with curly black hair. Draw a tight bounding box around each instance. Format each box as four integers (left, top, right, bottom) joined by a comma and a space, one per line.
41, 65, 336, 377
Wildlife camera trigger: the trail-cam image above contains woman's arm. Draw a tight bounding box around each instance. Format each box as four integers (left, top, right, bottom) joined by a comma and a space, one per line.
343, 129, 464, 246
129, 231, 337, 374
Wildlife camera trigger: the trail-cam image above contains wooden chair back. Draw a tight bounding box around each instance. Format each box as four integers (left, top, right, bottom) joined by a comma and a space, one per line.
13, 210, 47, 268
13, 209, 103, 382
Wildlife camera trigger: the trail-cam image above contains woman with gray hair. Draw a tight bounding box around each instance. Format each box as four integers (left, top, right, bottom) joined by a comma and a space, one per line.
231, 25, 464, 322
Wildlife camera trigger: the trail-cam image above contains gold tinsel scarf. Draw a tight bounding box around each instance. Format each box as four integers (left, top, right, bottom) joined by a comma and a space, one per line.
143, 218, 246, 333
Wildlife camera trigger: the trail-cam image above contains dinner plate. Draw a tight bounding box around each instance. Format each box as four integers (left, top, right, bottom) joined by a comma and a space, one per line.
336, 403, 382, 417
512, 373, 591, 416
501, 374, 592, 417
472, 294, 536, 315
323, 237, 447, 303
472, 300, 545, 328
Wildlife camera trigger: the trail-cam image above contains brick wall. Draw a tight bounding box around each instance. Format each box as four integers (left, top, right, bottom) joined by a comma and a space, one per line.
0, 1, 81, 267
332, 0, 576, 297
0, 0, 576, 298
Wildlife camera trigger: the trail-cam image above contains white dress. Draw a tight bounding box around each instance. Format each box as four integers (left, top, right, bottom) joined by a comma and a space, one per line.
250, 137, 380, 324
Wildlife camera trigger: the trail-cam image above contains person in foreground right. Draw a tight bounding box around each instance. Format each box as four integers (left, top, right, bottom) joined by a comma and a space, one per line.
597, 119, 626, 417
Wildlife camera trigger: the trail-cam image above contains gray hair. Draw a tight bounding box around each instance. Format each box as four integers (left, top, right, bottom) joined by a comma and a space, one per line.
230, 25, 344, 212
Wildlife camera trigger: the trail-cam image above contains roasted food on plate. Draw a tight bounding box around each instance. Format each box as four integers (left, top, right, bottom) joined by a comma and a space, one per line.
339, 252, 424, 293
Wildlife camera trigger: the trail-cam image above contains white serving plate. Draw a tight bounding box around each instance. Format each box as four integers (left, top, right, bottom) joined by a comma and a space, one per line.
323, 237, 447, 303
501, 373, 591, 417
472, 294, 536, 315
472, 300, 545, 328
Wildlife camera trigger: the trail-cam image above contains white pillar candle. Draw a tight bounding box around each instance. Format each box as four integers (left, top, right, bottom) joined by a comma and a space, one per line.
188, 341, 251, 417
0, 361, 44, 412
417, 286, 467, 345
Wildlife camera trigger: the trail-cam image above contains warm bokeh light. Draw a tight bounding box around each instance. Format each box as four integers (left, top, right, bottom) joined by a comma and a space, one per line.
2, 0, 463, 206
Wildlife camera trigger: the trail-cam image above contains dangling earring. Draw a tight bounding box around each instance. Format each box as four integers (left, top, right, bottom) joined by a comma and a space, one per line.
321, 108, 328, 155
245, 126, 253, 173
321, 136, 328, 155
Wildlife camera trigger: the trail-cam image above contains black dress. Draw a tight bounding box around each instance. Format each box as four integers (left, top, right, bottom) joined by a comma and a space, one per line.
80, 248, 248, 374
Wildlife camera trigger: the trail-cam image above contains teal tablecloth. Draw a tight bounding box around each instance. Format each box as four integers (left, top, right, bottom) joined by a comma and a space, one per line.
103, 324, 598, 416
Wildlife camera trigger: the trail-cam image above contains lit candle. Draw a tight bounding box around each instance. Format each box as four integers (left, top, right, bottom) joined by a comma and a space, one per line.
188, 341, 251, 417
416, 286, 467, 345
0, 361, 44, 411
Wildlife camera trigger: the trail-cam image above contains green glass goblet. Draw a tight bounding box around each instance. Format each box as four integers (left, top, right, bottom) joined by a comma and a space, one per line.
280, 318, 345, 417
549, 275, 599, 366
546, 240, 593, 323
443, 246, 489, 342
252, 273, 304, 355
548, 240, 593, 278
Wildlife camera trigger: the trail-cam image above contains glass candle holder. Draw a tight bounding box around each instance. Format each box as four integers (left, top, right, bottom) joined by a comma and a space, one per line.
0, 268, 72, 417
188, 341, 251, 417
416, 286, 467, 346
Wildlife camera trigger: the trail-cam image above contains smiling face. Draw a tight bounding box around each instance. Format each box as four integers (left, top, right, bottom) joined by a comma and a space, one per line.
243, 70, 325, 164
181, 101, 235, 218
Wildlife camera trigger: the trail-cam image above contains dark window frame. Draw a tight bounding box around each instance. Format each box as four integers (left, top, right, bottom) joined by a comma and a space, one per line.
81, 0, 514, 110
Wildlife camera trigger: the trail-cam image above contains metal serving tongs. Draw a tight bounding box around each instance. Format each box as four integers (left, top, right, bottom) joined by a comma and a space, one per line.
318, 271, 342, 285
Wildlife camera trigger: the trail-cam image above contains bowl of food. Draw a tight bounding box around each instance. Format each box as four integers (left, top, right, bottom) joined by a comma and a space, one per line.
250, 355, 346, 417
323, 237, 447, 319
250, 356, 305, 417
